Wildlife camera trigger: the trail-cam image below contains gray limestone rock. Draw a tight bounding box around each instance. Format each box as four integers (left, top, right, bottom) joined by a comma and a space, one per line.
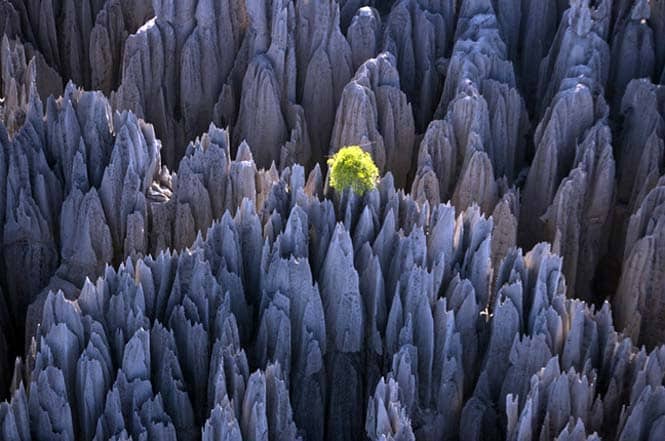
115, 0, 245, 168
296, 0, 352, 166
614, 179, 665, 348
0, 165, 661, 441
617, 79, 664, 208
348, 7, 381, 72
383, 0, 452, 131
330, 52, 415, 189
0, 36, 62, 136
540, 121, 615, 301
609, 0, 655, 109
90, 0, 154, 94
536, 0, 610, 117
521, 82, 608, 249
366, 377, 415, 441
4, 1, 665, 440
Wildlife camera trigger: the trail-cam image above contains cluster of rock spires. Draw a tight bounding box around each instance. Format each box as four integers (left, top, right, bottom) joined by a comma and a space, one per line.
0, 0, 665, 439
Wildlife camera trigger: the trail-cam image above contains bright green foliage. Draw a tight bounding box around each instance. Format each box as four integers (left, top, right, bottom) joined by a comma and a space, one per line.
327, 146, 379, 195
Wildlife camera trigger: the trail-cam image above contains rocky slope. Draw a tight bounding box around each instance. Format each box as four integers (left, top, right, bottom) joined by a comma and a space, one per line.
0, 0, 665, 440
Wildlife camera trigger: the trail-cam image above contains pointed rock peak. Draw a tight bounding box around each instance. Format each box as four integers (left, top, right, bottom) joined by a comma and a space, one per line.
26, 80, 44, 125
193, 230, 205, 249
289, 164, 305, 197
356, 52, 401, 88
305, 163, 323, 197
112, 112, 135, 140
266, 161, 279, 180
236, 141, 254, 162
42, 290, 82, 336
205, 123, 230, 150
378, 172, 396, 204
238, 197, 257, 219
330, 223, 354, 258
122, 328, 150, 382
631, 0, 651, 21
63, 81, 78, 101
308, 163, 322, 182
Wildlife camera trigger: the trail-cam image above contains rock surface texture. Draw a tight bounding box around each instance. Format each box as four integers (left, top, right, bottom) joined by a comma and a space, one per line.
1, 0, 665, 440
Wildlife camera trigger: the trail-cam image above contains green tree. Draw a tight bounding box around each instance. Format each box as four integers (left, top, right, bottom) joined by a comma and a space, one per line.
327, 146, 379, 195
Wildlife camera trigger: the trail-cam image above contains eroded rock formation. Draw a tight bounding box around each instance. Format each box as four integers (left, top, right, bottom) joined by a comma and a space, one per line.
1, 0, 665, 439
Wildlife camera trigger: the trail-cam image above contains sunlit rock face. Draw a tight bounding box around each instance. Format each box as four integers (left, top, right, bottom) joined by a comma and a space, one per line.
1, 0, 665, 440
